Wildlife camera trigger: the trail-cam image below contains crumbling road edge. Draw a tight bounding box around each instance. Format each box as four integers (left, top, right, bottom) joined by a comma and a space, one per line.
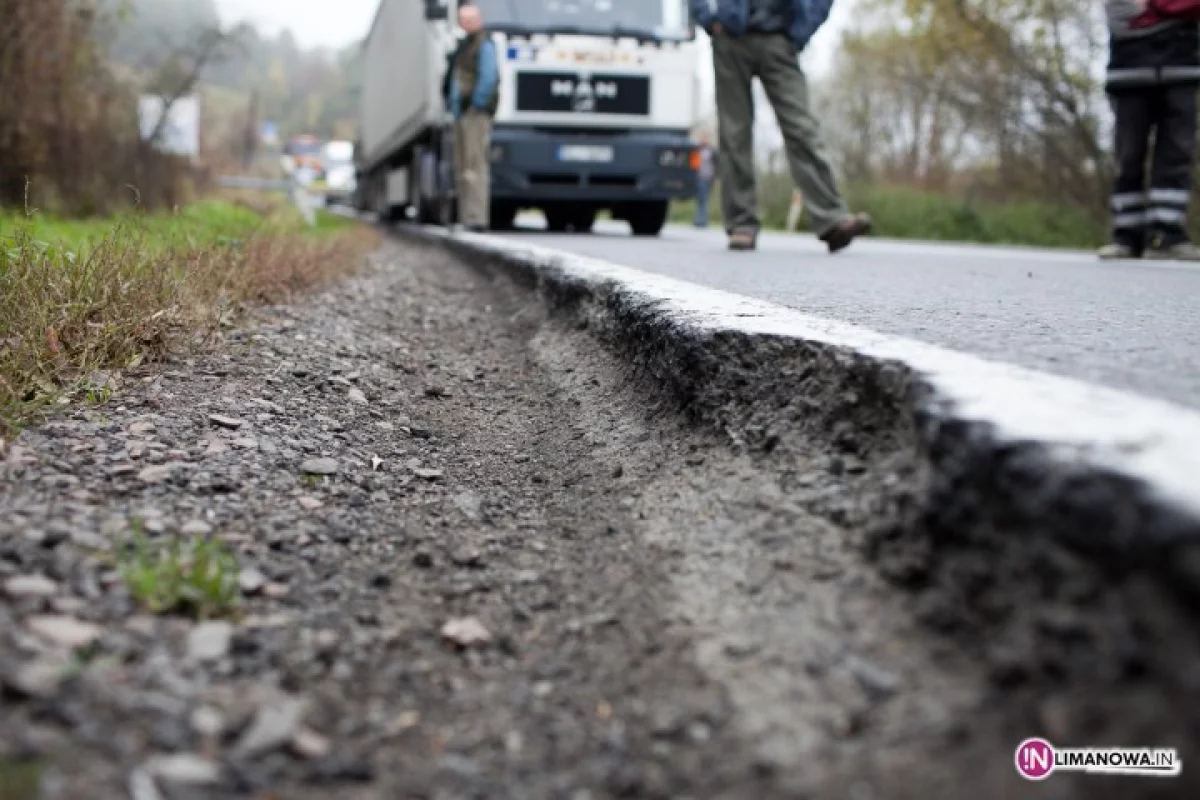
399, 224, 1200, 606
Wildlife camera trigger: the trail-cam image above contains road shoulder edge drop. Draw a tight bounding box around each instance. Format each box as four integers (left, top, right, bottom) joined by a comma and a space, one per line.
405, 225, 1200, 607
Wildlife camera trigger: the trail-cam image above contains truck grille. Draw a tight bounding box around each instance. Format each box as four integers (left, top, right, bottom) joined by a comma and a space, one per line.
516, 72, 650, 116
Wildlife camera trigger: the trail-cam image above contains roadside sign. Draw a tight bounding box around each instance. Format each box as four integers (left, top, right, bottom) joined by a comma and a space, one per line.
138, 95, 201, 158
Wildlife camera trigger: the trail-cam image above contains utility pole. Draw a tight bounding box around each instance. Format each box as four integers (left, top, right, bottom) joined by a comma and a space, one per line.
244, 89, 259, 170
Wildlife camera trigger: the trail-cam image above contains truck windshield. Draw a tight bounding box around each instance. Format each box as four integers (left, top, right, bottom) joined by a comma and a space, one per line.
472, 0, 691, 40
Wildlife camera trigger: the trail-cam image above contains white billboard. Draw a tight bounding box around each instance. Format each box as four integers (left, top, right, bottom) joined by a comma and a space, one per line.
138, 95, 201, 158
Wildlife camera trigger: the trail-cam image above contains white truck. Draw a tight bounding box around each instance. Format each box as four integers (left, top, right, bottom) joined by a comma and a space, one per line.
356, 0, 700, 236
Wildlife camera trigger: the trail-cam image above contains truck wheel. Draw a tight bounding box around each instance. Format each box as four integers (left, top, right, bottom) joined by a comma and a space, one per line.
491, 203, 517, 231
410, 158, 436, 225
628, 201, 668, 237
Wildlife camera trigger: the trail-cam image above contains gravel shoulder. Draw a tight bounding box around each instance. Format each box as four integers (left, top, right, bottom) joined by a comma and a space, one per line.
1, 237, 1196, 799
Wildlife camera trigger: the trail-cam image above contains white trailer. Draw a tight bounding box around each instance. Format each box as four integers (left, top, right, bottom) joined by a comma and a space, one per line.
357, 0, 700, 236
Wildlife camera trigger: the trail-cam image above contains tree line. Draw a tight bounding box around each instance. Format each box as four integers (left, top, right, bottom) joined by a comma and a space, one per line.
814, 0, 1109, 214
0, 0, 364, 214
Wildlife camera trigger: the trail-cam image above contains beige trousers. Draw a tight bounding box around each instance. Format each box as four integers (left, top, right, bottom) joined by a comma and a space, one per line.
454, 110, 491, 227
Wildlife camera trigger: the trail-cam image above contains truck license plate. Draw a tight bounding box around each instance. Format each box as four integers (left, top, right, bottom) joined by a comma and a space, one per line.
557, 145, 614, 163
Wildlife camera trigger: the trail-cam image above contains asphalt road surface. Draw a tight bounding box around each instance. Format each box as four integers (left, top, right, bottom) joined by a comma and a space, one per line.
498, 218, 1200, 410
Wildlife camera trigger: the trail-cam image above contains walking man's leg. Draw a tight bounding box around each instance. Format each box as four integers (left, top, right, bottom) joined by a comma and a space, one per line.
1146, 84, 1199, 259
711, 34, 758, 249
1102, 90, 1153, 258
756, 35, 869, 252
459, 110, 492, 229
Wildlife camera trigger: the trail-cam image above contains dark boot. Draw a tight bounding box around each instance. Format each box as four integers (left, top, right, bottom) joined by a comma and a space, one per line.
819, 213, 871, 253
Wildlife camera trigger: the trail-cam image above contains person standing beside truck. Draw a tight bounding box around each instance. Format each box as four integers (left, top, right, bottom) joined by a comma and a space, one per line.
446, 3, 500, 232
694, 132, 719, 228
1100, 0, 1200, 260
690, 0, 871, 252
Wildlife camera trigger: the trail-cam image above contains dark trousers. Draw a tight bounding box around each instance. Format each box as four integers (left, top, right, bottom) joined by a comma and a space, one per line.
1110, 84, 1198, 250
711, 32, 848, 236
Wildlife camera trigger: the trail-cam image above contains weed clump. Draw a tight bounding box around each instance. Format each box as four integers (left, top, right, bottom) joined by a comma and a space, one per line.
119, 531, 241, 620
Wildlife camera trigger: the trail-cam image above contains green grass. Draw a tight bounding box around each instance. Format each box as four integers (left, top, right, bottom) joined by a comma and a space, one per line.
0, 198, 378, 435
119, 530, 241, 619
312, 209, 359, 235
0, 200, 264, 253
672, 182, 1107, 250
0, 199, 359, 252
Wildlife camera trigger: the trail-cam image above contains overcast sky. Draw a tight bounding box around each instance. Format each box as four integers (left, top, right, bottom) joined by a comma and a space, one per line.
211, 0, 850, 72
213, 0, 380, 49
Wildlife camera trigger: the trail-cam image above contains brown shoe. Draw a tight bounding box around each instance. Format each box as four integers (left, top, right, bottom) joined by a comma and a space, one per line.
728, 227, 757, 251
819, 213, 872, 253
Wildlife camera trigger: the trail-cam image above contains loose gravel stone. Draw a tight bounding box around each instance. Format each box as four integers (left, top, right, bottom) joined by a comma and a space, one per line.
137, 464, 176, 484
190, 706, 225, 739
300, 458, 338, 476
233, 696, 307, 758
27, 615, 102, 649
186, 622, 234, 662
441, 617, 492, 649
146, 754, 222, 786
239, 567, 267, 595
290, 729, 332, 760
3, 655, 71, 698
180, 519, 212, 536
3, 574, 59, 599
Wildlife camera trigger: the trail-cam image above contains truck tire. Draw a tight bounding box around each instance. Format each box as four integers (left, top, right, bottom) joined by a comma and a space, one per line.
491, 202, 517, 231
628, 201, 668, 237
410, 157, 437, 225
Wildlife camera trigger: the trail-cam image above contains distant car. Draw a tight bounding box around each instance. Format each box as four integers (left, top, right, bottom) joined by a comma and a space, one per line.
284, 135, 323, 177
319, 140, 357, 206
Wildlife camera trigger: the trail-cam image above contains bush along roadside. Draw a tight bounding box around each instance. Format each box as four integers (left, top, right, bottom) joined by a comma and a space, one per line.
0, 200, 379, 437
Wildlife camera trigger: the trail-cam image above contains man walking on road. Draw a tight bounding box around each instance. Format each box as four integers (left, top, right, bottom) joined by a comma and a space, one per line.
1101, 0, 1200, 260
446, 3, 499, 233
694, 132, 719, 228
689, 0, 871, 252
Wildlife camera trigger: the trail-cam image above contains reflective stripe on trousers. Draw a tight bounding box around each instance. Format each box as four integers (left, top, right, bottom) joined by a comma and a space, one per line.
1148, 187, 1190, 229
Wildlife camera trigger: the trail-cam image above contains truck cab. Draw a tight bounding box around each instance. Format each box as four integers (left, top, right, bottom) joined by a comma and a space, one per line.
474, 0, 700, 235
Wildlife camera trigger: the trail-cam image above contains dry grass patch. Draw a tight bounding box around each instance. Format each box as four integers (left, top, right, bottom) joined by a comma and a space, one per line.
0, 201, 379, 434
